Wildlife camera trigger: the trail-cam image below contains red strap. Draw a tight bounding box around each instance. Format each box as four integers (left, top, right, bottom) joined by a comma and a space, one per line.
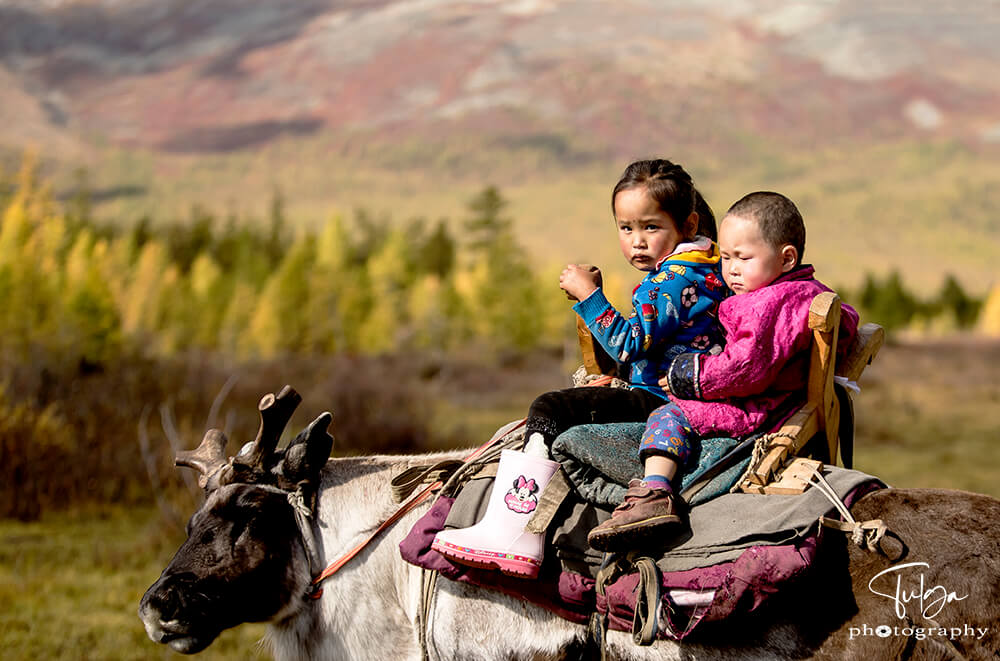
310, 418, 527, 597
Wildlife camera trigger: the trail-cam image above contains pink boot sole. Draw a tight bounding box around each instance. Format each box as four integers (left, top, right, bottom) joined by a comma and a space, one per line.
431, 537, 541, 578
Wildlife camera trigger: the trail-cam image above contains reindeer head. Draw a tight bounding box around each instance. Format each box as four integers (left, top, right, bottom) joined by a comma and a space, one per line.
139, 386, 333, 654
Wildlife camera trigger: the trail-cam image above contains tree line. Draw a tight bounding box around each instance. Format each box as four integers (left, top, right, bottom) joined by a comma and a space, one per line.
0, 154, 993, 372
0, 157, 568, 369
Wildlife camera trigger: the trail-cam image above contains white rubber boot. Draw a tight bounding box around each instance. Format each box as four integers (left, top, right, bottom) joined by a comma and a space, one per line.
432, 441, 559, 579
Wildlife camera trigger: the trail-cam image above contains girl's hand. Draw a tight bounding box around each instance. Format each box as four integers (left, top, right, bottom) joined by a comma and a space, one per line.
560, 264, 601, 301
658, 374, 671, 393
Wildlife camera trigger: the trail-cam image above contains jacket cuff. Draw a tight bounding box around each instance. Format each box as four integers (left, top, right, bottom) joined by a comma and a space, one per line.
667, 353, 704, 400
572, 287, 612, 325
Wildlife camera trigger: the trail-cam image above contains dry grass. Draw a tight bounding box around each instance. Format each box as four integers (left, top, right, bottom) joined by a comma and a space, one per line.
852, 336, 1000, 496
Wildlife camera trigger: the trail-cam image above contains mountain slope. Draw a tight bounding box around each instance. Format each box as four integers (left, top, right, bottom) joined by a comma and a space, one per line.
2, 0, 999, 158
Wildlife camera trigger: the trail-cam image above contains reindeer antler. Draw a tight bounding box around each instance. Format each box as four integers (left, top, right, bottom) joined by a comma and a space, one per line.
176, 429, 230, 488
232, 385, 302, 475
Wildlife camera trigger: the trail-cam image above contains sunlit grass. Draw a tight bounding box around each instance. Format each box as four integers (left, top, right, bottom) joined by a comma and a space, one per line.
0, 506, 268, 661
852, 337, 1000, 497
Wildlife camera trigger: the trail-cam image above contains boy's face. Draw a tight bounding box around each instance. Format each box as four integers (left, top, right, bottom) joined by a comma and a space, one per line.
718, 214, 795, 294
613, 186, 689, 272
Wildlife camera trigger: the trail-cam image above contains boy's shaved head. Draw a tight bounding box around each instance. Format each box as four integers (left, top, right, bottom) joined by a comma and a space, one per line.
725, 191, 805, 264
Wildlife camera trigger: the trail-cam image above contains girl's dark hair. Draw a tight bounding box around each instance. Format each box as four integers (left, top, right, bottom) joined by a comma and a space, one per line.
611, 159, 717, 241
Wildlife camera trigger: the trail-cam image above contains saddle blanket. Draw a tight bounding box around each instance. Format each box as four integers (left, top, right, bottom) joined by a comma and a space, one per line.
399, 459, 884, 639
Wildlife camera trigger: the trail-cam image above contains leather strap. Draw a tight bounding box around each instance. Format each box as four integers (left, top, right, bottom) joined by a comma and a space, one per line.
631, 556, 662, 645
524, 468, 571, 534
390, 460, 465, 504
835, 383, 855, 468
311, 419, 527, 596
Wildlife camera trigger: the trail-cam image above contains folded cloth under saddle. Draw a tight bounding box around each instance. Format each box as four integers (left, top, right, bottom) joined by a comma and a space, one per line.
399, 422, 884, 642
444, 421, 883, 575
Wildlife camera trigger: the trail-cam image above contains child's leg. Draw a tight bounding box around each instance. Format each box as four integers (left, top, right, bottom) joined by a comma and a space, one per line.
433, 387, 659, 578
524, 386, 663, 449
638, 402, 694, 489
640, 454, 678, 491
588, 403, 693, 552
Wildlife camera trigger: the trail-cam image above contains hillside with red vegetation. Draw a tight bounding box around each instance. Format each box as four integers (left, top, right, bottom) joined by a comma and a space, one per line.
2, 0, 999, 163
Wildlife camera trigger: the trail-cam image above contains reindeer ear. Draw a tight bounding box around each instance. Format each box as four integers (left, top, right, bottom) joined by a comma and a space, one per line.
282, 412, 334, 484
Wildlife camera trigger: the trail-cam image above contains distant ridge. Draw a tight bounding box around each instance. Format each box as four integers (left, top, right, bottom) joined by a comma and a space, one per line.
2, 0, 999, 160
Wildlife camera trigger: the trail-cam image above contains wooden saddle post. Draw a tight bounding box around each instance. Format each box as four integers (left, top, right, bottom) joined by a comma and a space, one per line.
739, 292, 885, 494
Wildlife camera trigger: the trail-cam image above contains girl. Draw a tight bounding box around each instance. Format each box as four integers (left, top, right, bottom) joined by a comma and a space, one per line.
587, 191, 860, 552
432, 159, 727, 578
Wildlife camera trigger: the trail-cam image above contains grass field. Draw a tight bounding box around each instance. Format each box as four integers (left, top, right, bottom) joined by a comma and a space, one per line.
0, 506, 267, 661
1, 338, 998, 660
851, 335, 1000, 495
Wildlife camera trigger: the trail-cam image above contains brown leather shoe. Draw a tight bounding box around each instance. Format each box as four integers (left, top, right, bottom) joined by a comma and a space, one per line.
587, 479, 687, 552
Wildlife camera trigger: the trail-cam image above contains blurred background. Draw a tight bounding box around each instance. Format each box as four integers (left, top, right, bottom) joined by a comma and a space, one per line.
1, 0, 998, 658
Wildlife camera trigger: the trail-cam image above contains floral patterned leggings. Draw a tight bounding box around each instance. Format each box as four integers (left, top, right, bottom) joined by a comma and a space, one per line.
641, 402, 694, 465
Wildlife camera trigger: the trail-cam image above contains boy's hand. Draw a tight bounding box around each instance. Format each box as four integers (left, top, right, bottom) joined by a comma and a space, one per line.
560, 264, 601, 301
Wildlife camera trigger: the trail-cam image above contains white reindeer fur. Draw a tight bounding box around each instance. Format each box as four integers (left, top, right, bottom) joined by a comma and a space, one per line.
257, 450, 806, 661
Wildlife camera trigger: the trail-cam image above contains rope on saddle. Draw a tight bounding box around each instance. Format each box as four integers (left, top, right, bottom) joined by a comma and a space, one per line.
418, 568, 440, 661
746, 432, 797, 484
392, 417, 528, 504
311, 418, 526, 603
417, 376, 618, 659
390, 460, 466, 503
412, 418, 527, 661
809, 467, 888, 552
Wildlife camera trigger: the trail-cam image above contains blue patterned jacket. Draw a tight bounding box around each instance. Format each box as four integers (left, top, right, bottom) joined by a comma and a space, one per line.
573, 239, 727, 400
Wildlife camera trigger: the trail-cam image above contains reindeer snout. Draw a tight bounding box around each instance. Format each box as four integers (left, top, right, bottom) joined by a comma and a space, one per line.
138, 575, 217, 654
139, 577, 176, 641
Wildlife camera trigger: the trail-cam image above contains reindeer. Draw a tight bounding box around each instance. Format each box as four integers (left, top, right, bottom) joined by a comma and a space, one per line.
140, 387, 1000, 660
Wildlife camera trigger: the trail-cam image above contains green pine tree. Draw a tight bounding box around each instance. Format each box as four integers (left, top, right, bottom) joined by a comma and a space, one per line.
937, 274, 981, 329
464, 186, 512, 255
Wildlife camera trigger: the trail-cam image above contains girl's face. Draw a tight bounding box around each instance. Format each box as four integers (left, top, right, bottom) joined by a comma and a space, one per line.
718, 214, 796, 294
613, 186, 694, 272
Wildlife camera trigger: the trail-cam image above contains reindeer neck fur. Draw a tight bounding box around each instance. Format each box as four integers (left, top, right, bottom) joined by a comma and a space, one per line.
266, 451, 463, 661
